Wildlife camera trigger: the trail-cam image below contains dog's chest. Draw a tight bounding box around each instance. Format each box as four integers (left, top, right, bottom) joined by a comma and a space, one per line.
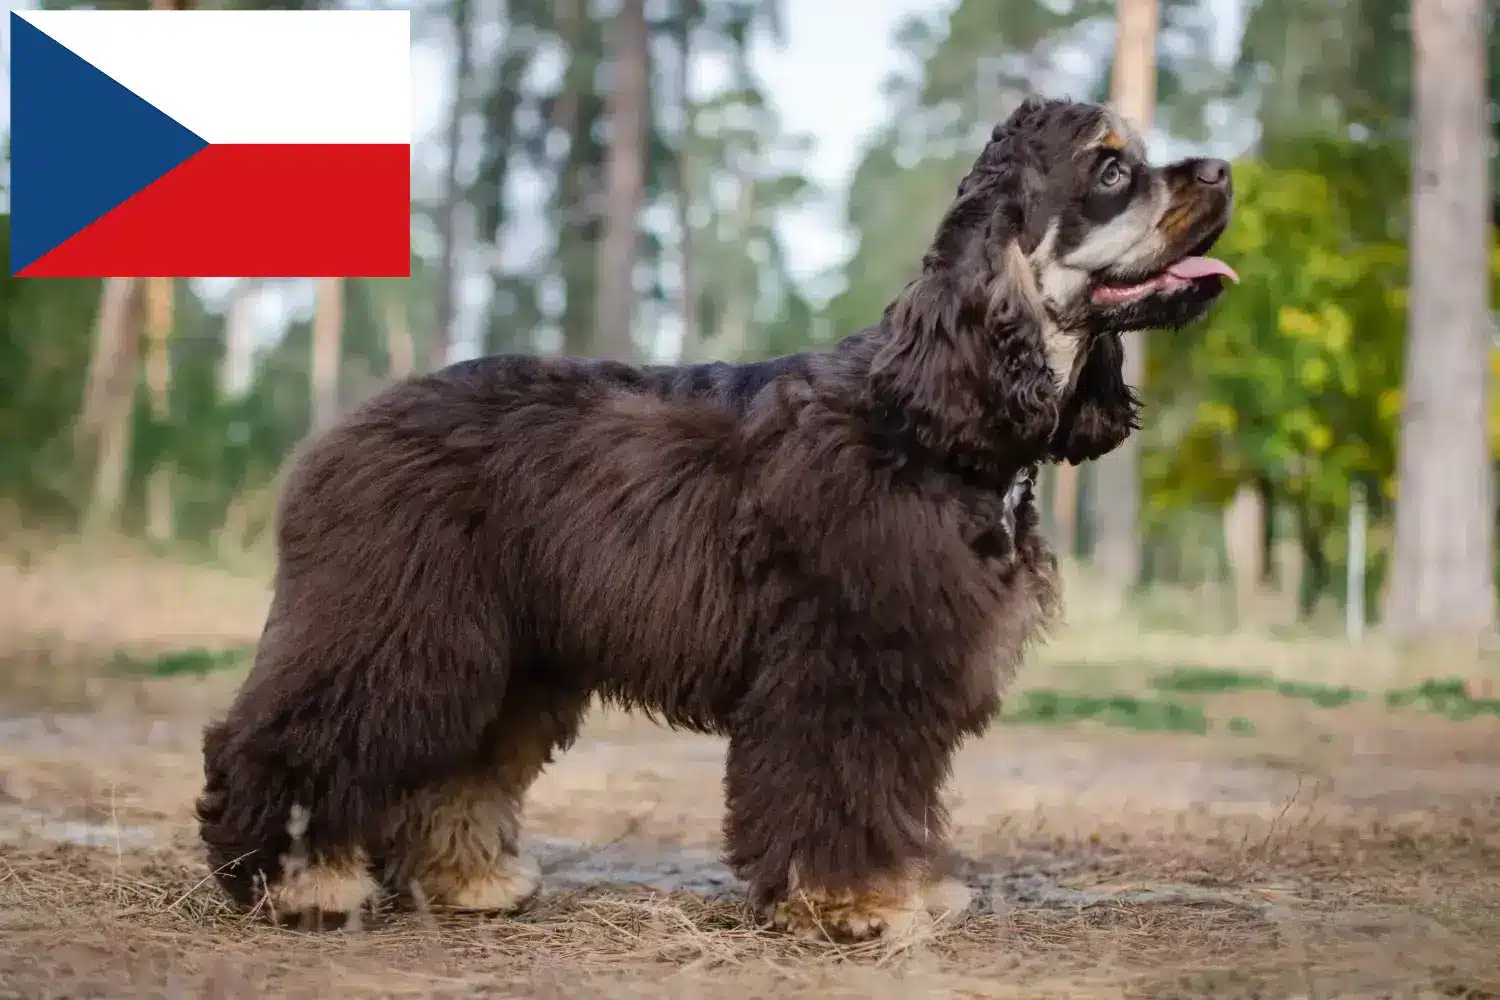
956, 466, 1037, 565
953, 466, 1056, 721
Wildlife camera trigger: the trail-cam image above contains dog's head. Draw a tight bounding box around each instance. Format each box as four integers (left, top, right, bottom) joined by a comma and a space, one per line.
1007, 100, 1236, 360
867, 96, 1236, 471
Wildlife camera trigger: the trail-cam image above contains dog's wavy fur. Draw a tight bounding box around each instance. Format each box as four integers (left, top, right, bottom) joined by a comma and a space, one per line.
198, 97, 1224, 939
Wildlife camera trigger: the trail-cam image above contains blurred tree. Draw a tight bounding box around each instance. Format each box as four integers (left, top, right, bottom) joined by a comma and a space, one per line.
431, 0, 475, 372
1384, 0, 1495, 640
76, 277, 140, 534
1235, 0, 1500, 216
1146, 147, 1412, 617
1092, 0, 1160, 593
142, 274, 175, 540
552, 0, 608, 355
595, 0, 651, 361
311, 279, 344, 433
681, 89, 815, 361
671, 0, 704, 358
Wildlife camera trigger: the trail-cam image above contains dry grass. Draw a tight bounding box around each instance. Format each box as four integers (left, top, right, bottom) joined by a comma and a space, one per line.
3, 804, 1498, 999
3, 541, 1500, 998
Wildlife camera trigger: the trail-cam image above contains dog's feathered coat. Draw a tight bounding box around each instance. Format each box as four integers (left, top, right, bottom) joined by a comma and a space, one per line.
198, 97, 1234, 940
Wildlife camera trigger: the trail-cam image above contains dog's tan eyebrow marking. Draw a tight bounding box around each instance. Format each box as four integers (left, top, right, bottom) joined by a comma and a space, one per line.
1094, 113, 1147, 160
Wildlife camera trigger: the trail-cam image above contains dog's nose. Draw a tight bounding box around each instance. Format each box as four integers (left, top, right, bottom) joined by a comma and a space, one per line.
1194, 158, 1230, 187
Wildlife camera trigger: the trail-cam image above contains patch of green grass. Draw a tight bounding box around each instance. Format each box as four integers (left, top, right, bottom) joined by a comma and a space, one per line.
1001, 689, 1210, 735
107, 644, 255, 678
1385, 678, 1500, 721
1224, 716, 1258, 737
1149, 666, 1274, 694
1150, 666, 1364, 708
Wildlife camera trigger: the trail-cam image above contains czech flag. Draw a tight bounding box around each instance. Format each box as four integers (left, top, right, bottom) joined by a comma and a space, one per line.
9, 10, 412, 279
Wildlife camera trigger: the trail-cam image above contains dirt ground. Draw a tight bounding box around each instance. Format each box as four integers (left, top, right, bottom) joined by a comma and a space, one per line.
1, 544, 1498, 999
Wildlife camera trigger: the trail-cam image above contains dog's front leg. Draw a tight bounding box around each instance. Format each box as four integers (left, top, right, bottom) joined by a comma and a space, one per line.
720, 685, 973, 946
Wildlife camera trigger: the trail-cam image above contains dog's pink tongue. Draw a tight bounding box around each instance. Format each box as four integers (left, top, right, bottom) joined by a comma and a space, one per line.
1165, 257, 1239, 283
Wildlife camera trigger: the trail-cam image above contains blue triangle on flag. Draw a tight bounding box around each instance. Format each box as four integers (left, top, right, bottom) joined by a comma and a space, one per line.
9, 13, 210, 275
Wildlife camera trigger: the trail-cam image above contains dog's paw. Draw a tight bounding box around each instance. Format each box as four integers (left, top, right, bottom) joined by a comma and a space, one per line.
770, 884, 931, 945
425, 853, 541, 914
265, 856, 379, 930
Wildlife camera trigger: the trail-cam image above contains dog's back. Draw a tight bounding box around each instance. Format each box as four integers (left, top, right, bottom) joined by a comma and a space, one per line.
436, 327, 878, 420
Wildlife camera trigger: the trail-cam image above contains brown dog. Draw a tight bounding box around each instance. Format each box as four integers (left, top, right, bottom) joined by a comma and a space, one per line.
197, 96, 1235, 942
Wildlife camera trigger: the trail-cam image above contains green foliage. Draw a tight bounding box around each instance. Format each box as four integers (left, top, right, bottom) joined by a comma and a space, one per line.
1145, 143, 1410, 520
1235, 0, 1500, 216
1225, 716, 1258, 736
1143, 139, 1500, 610
1151, 665, 1365, 708
1000, 689, 1212, 734
1384, 679, 1500, 721
0, 215, 100, 517
997, 668, 1500, 739
108, 644, 255, 678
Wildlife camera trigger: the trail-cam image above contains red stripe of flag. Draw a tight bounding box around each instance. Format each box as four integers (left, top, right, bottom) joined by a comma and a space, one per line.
18, 143, 411, 278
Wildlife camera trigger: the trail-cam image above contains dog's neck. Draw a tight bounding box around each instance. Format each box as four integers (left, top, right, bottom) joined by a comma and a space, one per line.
797, 330, 1045, 496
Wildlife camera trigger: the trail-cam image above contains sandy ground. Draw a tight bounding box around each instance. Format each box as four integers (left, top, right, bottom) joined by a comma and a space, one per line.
1, 545, 1499, 998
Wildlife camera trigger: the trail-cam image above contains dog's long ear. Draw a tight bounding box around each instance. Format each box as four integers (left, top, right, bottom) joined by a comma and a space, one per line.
1048, 331, 1141, 464
865, 239, 1061, 466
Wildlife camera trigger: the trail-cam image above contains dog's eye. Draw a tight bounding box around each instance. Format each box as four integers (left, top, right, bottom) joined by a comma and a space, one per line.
1097, 160, 1129, 190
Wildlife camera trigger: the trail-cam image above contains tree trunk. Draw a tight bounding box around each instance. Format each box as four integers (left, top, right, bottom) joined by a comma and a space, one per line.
1224, 481, 1266, 627
554, 0, 601, 356
1091, 0, 1159, 591
1255, 475, 1277, 587
76, 277, 139, 450
431, 0, 474, 374
311, 278, 345, 434
144, 276, 174, 542
594, 0, 650, 361
380, 281, 417, 381
675, 17, 700, 362
81, 279, 141, 537
1297, 504, 1330, 622
1384, 0, 1495, 640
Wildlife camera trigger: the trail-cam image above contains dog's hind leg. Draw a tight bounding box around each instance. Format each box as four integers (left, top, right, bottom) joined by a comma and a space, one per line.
198, 561, 522, 926
382, 685, 589, 913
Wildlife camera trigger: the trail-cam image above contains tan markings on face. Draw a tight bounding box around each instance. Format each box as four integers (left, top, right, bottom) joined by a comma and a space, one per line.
1079, 113, 1197, 271
1096, 111, 1147, 160
1024, 226, 1088, 392
1060, 170, 1170, 275
1157, 171, 1203, 241
1158, 202, 1194, 241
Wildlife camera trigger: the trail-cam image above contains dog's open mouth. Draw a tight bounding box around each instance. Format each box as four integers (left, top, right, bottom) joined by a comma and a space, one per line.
1090, 256, 1239, 306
